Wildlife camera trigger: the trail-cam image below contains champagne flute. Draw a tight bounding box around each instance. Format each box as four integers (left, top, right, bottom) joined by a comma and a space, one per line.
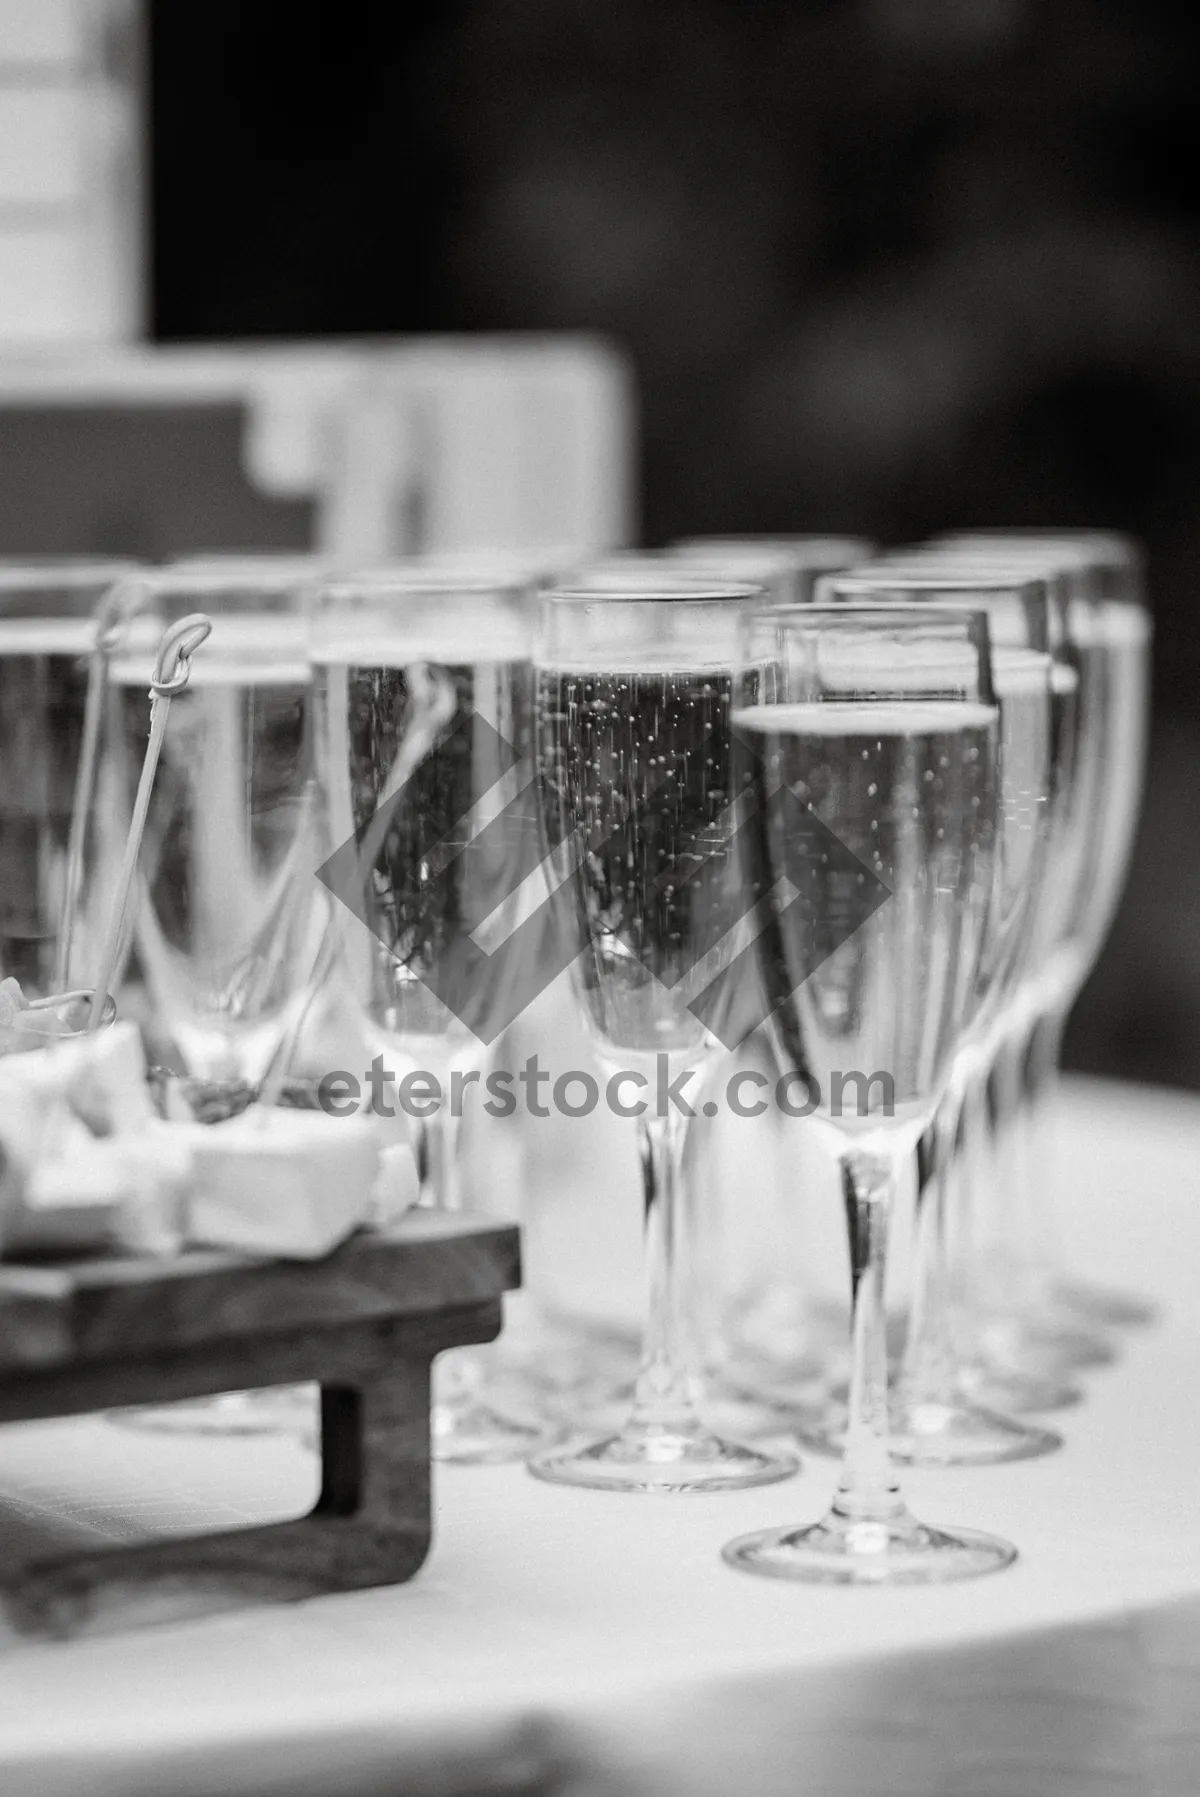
0, 559, 140, 998
309, 570, 549, 1463
104, 567, 324, 1093
668, 540, 876, 1404
803, 568, 1060, 1465
671, 535, 875, 602
528, 581, 799, 1492
866, 544, 1114, 1403
935, 531, 1153, 1336
723, 604, 1016, 1583
103, 565, 327, 1437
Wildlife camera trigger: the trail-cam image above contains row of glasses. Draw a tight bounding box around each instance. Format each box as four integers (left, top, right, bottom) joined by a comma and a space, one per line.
858, 537, 1150, 1409
2, 539, 1142, 1538
842, 547, 1100, 1411
932, 533, 1154, 1347
716, 564, 1068, 1445
526, 579, 1038, 1579
668, 541, 877, 1410
407, 542, 880, 1450
796, 536, 1151, 1466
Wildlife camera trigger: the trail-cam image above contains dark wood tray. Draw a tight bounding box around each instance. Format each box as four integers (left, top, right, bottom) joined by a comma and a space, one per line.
0, 1210, 521, 1636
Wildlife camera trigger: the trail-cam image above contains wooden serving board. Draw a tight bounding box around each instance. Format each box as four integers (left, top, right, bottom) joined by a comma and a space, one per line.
0, 1210, 520, 1637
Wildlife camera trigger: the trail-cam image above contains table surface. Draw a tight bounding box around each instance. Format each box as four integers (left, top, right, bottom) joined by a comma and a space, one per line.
1, 1076, 1199, 1797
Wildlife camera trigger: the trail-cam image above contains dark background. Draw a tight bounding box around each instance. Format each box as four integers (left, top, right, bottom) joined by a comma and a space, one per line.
150, 0, 1200, 1090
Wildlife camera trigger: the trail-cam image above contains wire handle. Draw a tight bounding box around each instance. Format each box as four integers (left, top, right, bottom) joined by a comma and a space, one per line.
151, 615, 213, 696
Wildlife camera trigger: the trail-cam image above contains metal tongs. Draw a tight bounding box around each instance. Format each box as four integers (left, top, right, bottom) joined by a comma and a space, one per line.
85, 614, 213, 1032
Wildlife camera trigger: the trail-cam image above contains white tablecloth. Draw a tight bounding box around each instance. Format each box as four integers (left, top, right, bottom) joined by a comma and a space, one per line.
1, 1076, 1199, 1797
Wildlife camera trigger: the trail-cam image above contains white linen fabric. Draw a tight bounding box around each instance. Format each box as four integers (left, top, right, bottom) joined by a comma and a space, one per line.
1, 1076, 1198, 1797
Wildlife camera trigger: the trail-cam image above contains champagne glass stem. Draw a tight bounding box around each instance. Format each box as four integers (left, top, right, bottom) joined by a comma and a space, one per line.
529, 1096, 795, 1489
981, 1030, 1031, 1305
992, 1017, 1068, 1312
1023, 998, 1068, 1264
971, 1015, 1114, 1378
832, 1145, 905, 1525
899, 1097, 961, 1413
725, 1128, 1018, 1580
886, 1084, 1062, 1464
1023, 996, 1154, 1330
629, 1106, 701, 1436
414, 1103, 461, 1210
420, 1088, 539, 1461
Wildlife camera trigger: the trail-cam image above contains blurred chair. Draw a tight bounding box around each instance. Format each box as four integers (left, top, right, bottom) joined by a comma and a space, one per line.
0, 336, 635, 562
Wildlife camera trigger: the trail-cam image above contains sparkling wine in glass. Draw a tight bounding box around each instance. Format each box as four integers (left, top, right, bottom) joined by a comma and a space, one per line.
935, 534, 1154, 1351
805, 567, 1061, 1466
723, 604, 1018, 1583
527, 581, 799, 1493
0, 559, 139, 998
310, 571, 549, 1463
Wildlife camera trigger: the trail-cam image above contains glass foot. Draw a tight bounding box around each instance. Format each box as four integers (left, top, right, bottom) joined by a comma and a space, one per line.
431, 1389, 549, 1465
790, 1394, 1060, 1465
706, 1357, 827, 1418
723, 1507, 1017, 1585
503, 1319, 638, 1400
1054, 1276, 1159, 1331
700, 1386, 808, 1445
889, 1397, 1061, 1466
1017, 1323, 1117, 1373
528, 1420, 799, 1493
960, 1361, 1083, 1415
979, 1311, 1117, 1375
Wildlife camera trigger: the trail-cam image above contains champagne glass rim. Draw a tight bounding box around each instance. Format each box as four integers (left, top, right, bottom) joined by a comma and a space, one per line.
746, 599, 993, 627
817, 569, 1048, 599
314, 566, 531, 601
671, 534, 875, 567
934, 526, 1143, 565
738, 602, 997, 703
542, 580, 762, 607
673, 532, 873, 549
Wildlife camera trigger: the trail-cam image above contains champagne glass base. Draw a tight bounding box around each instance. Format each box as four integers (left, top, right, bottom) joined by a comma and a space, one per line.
431, 1391, 549, 1465
706, 1356, 827, 1417
528, 1422, 799, 1494
791, 1396, 1061, 1466
978, 1309, 1117, 1374
1013, 1323, 1117, 1373
700, 1389, 809, 1446
888, 1399, 1060, 1466
960, 1362, 1083, 1415
722, 1509, 1017, 1586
